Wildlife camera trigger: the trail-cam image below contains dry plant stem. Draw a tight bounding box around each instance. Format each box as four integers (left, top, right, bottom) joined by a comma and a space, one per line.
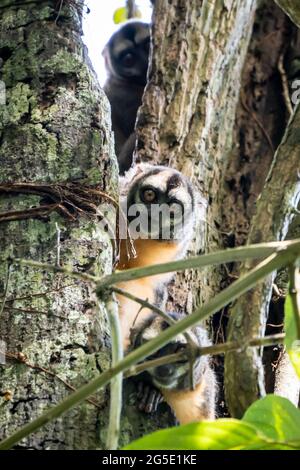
4, 241, 295, 292
105, 295, 123, 450
125, 333, 286, 378
113, 287, 199, 351
97, 241, 300, 290
0, 263, 12, 317
289, 265, 300, 339
0, 248, 295, 450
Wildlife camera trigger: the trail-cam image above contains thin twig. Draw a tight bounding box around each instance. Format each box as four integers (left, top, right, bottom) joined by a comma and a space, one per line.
105, 294, 123, 450
125, 333, 286, 378
97, 240, 300, 291
0, 262, 12, 317
0, 247, 295, 450
1, 240, 299, 297
55, 223, 61, 267
241, 92, 275, 154
289, 265, 300, 339
0, 350, 101, 408
3, 306, 67, 320
278, 53, 294, 116
55, 0, 64, 24
113, 286, 199, 388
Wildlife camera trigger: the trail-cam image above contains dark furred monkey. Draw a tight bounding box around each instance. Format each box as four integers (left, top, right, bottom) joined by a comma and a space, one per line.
102, 21, 150, 174
131, 313, 216, 425
116, 163, 196, 351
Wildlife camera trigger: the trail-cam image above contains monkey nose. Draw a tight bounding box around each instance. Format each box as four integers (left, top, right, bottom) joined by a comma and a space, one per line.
155, 364, 175, 378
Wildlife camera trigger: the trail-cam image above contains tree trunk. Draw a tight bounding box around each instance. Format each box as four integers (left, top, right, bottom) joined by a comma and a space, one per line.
0, 0, 178, 450
137, 0, 257, 309
223, 1, 300, 417
0, 0, 118, 450
1, 0, 299, 450
137, 0, 300, 420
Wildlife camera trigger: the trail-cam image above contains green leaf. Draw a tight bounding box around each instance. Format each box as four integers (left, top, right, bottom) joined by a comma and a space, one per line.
123, 419, 271, 450
284, 293, 300, 378
243, 395, 300, 447
124, 396, 300, 450
113, 7, 128, 24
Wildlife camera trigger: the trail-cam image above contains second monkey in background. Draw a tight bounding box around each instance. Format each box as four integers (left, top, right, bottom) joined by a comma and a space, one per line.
103, 21, 150, 174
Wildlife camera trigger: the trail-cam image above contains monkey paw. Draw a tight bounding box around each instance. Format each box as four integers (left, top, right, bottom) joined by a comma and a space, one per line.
137, 382, 164, 414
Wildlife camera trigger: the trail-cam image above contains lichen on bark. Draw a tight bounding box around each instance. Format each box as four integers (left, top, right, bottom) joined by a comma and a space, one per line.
0, 0, 118, 450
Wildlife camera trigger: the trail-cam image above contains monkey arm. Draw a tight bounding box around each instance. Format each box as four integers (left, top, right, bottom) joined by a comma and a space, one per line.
162, 371, 216, 425
118, 132, 137, 174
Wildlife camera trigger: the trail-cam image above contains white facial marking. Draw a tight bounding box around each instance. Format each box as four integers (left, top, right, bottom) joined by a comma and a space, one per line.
113, 39, 133, 57
135, 27, 150, 44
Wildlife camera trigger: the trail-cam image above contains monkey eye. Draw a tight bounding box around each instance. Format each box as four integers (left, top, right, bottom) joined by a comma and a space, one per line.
121, 52, 135, 68
140, 188, 158, 204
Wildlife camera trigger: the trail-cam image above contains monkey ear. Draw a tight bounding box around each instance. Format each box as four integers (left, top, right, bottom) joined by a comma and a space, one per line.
101, 46, 107, 58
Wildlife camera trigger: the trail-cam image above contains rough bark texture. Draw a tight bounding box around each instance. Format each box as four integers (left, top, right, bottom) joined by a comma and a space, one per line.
1, 0, 299, 450
0, 0, 177, 449
137, 0, 300, 421
274, 0, 300, 28
224, 101, 300, 416
0, 0, 117, 450
223, 1, 300, 418
136, 0, 257, 310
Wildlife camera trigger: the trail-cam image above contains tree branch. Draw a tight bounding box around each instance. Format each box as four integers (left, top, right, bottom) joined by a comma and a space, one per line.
274, 1, 300, 28
104, 294, 123, 451
0, 248, 296, 450
126, 333, 286, 378
97, 241, 298, 291
225, 103, 300, 418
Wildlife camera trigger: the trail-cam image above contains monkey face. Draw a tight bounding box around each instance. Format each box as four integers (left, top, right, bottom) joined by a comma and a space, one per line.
123, 164, 195, 241
148, 342, 196, 390
132, 314, 206, 391
103, 21, 150, 85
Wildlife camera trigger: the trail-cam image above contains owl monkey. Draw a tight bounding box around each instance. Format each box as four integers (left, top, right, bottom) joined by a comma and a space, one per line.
131, 313, 216, 425
116, 163, 196, 351
102, 21, 150, 174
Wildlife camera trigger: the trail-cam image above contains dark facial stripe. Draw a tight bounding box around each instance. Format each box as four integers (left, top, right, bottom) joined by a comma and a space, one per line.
186, 181, 195, 209
166, 173, 182, 191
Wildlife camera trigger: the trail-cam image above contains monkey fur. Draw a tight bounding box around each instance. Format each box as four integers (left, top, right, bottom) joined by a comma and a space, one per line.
103, 21, 150, 174
131, 313, 216, 425
116, 163, 196, 351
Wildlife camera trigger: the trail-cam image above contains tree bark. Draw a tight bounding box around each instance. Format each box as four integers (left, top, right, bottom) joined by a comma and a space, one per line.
137, 0, 300, 421
223, 1, 300, 418
274, 0, 300, 28
0, 0, 177, 449
136, 0, 257, 312
0, 0, 119, 450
